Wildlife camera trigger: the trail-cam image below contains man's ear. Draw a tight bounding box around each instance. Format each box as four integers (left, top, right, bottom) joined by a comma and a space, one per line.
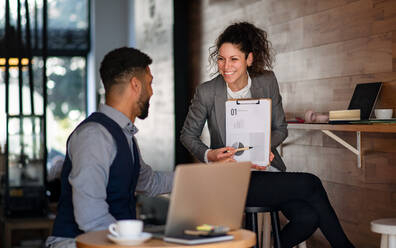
130, 76, 142, 93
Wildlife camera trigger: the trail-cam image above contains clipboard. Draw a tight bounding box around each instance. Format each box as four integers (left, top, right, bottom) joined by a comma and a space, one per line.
225, 98, 271, 167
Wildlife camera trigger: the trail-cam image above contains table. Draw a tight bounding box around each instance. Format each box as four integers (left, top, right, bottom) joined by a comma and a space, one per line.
76, 229, 256, 248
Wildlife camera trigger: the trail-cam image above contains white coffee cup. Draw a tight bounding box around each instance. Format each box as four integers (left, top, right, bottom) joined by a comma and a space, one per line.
108, 219, 143, 238
374, 109, 393, 119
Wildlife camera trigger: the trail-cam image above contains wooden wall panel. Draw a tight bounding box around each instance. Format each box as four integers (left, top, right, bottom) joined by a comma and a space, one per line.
365, 152, 396, 183
284, 131, 396, 185
393, 32, 396, 71
269, 0, 396, 53
282, 143, 364, 186
190, 0, 396, 247
274, 33, 393, 83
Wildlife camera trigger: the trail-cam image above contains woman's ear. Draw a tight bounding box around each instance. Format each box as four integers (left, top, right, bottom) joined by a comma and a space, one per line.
247, 52, 253, 67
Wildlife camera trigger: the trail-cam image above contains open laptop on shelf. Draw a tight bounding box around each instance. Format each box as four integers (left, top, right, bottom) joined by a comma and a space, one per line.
348, 82, 382, 120
147, 162, 252, 245
329, 82, 383, 124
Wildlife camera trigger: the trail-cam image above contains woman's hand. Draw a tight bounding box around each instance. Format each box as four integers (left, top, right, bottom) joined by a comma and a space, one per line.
207, 147, 236, 162
270, 151, 275, 162
251, 152, 275, 170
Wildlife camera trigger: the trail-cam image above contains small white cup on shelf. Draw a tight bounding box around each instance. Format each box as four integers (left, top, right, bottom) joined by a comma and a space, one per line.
374, 109, 393, 119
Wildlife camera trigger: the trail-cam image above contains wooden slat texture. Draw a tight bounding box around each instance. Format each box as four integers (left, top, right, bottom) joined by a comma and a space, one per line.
191, 0, 396, 247
269, 0, 396, 53
282, 144, 364, 186
274, 33, 393, 83
364, 132, 396, 153
284, 131, 396, 185
393, 32, 396, 71
216, 0, 360, 28
365, 152, 396, 183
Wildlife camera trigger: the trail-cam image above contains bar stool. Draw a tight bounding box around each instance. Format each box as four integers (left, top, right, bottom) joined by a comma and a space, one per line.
245, 206, 281, 248
371, 218, 396, 248
245, 206, 308, 248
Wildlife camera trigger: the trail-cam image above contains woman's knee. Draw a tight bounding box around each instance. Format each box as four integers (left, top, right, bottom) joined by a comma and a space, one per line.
301, 173, 323, 189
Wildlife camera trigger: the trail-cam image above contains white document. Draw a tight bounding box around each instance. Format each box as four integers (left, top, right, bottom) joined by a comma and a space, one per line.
226, 98, 271, 167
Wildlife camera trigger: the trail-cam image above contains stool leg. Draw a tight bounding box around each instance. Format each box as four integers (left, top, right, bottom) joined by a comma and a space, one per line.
389, 235, 396, 248
270, 211, 282, 248
245, 212, 259, 248
262, 213, 271, 248
381, 234, 388, 248
5, 222, 11, 248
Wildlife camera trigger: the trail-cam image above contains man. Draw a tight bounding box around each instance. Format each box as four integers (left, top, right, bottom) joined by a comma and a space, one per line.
46, 47, 173, 248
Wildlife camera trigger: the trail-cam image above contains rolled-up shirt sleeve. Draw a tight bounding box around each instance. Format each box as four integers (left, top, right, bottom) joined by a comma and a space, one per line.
68, 122, 117, 232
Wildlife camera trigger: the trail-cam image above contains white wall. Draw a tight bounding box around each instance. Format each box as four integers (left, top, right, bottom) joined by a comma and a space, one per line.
88, 0, 131, 114
134, 0, 174, 171
88, 0, 174, 171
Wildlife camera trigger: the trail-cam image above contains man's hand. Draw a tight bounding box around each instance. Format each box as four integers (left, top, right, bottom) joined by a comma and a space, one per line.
251, 152, 275, 171
207, 147, 236, 162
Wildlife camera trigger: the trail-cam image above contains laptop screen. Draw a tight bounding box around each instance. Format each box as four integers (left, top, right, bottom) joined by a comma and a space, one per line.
348, 82, 382, 120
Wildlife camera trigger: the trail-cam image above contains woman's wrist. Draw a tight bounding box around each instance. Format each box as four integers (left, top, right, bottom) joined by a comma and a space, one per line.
207, 149, 215, 162
204, 149, 211, 163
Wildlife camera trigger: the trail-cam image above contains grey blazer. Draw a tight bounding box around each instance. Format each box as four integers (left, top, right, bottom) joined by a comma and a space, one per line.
180, 71, 288, 171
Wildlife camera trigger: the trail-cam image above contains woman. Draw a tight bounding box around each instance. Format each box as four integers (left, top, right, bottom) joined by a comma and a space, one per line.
180, 22, 354, 248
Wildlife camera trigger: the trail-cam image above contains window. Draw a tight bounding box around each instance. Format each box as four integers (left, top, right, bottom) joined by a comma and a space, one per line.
46, 57, 86, 159
0, 0, 90, 178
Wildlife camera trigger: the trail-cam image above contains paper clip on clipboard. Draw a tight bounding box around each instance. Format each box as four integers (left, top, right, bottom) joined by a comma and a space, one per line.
236, 99, 261, 105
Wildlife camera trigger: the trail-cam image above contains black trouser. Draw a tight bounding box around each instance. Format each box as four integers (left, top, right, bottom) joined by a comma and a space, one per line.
246, 171, 355, 248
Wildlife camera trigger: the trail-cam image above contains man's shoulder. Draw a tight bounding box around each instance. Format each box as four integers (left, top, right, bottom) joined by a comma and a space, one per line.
69, 120, 113, 148
73, 120, 107, 136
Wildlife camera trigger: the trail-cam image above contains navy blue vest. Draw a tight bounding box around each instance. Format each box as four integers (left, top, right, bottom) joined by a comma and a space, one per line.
52, 112, 141, 238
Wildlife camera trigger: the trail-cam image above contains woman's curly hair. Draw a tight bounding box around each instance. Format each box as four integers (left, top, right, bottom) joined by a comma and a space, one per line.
209, 22, 274, 77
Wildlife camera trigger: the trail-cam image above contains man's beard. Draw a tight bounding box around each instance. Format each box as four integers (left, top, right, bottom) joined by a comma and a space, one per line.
137, 98, 150, 119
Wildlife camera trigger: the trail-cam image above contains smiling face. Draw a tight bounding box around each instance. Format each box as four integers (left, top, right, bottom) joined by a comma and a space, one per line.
217, 42, 253, 91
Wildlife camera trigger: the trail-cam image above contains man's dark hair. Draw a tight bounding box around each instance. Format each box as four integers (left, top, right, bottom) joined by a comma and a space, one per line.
99, 47, 152, 93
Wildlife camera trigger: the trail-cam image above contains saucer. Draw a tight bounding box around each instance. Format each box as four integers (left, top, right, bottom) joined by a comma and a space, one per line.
107, 232, 152, 246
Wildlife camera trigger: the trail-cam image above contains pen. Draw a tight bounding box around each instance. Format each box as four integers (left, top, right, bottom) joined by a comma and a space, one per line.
234, 146, 253, 152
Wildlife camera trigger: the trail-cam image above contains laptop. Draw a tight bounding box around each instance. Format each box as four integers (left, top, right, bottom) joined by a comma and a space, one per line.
154, 162, 252, 245
348, 82, 382, 120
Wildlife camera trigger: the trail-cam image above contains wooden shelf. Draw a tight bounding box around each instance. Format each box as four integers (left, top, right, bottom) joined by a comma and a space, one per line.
288, 123, 396, 133
285, 123, 396, 168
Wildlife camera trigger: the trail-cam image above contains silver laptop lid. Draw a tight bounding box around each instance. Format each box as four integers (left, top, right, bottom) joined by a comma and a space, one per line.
164, 162, 252, 237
